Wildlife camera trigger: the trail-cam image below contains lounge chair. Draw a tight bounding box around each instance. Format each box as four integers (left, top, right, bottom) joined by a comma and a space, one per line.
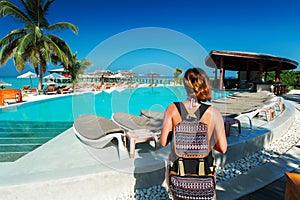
95, 83, 103, 91
0, 89, 22, 105
112, 112, 164, 135
59, 86, 72, 94
212, 92, 277, 130
140, 110, 165, 120
235, 107, 274, 129
263, 101, 284, 117
22, 85, 31, 93
73, 114, 128, 159
44, 85, 57, 95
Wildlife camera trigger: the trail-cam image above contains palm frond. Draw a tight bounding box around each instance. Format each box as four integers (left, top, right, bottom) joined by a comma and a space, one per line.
13, 51, 26, 72
42, 40, 51, 63
34, 26, 43, 40
81, 59, 93, 69
48, 34, 73, 60
0, 0, 32, 24
46, 38, 68, 66
43, 0, 55, 14
15, 34, 34, 56
21, 0, 49, 26
0, 29, 26, 47
29, 49, 39, 68
13, 34, 34, 70
50, 54, 59, 66
47, 22, 78, 34
0, 38, 20, 65
0, 44, 14, 65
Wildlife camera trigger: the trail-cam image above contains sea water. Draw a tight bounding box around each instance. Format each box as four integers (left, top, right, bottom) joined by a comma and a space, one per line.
0, 77, 39, 89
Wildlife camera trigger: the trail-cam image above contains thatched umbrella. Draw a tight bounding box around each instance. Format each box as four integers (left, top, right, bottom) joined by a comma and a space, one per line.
144, 73, 161, 85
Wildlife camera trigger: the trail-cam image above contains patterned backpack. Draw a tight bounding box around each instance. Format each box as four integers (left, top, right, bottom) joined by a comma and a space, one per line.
169, 102, 215, 200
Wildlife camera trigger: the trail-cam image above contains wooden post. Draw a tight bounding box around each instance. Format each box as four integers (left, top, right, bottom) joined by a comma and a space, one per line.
214, 66, 218, 80
219, 57, 224, 90
275, 62, 282, 82
246, 61, 250, 82
213, 65, 218, 90
264, 70, 268, 82
259, 61, 263, 81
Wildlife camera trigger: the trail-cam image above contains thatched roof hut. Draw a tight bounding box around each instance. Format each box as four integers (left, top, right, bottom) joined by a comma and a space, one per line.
205, 50, 298, 90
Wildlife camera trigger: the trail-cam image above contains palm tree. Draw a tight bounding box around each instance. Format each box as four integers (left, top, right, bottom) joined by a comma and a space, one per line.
65, 54, 92, 92
173, 67, 184, 85
0, 0, 78, 90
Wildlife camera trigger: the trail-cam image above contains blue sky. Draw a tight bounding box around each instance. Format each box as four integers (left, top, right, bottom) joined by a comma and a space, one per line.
1, 0, 300, 77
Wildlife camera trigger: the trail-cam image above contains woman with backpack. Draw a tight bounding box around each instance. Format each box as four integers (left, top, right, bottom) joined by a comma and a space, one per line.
160, 67, 228, 199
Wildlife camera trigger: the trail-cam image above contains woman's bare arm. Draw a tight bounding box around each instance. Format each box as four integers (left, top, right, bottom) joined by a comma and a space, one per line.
160, 104, 175, 147
212, 108, 228, 153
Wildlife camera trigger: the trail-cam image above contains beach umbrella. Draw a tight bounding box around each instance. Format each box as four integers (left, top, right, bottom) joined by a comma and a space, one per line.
48, 68, 65, 73
144, 73, 161, 84
44, 72, 64, 80
108, 73, 125, 82
44, 73, 65, 85
43, 80, 56, 86
17, 71, 37, 87
108, 73, 125, 79
125, 72, 139, 84
0, 81, 12, 89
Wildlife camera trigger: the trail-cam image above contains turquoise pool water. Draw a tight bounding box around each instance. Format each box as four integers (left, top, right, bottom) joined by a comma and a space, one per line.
0, 86, 232, 162
0, 86, 232, 122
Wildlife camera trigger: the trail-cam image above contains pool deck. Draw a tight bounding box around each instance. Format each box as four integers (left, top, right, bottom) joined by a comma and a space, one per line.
0, 91, 299, 199
239, 92, 300, 199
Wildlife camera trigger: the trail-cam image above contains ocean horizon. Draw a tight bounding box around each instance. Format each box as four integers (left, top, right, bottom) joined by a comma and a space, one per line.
0, 75, 175, 90
0, 77, 39, 90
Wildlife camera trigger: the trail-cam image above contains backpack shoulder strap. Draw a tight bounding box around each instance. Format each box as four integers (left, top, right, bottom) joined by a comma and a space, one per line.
174, 102, 210, 120
174, 102, 188, 119
195, 103, 210, 120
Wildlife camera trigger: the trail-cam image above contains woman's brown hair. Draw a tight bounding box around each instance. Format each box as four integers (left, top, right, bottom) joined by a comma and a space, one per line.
183, 68, 212, 102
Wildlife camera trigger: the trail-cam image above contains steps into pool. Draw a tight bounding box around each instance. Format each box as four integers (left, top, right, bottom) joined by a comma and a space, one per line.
0, 121, 73, 162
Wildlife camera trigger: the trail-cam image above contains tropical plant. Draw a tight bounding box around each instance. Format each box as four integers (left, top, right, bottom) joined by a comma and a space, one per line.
263, 70, 300, 90
0, 0, 78, 90
173, 67, 184, 85
65, 53, 92, 92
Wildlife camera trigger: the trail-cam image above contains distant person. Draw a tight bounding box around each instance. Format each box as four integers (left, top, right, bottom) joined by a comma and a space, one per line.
160, 67, 227, 199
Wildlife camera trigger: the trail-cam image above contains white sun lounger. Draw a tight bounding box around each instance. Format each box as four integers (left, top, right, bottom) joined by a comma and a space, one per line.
111, 112, 164, 137
235, 107, 274, 129
73, 114, 128, 159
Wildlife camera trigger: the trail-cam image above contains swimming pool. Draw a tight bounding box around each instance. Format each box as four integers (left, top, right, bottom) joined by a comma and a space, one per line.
0, 86, 231, 122
0, 86, 232, 162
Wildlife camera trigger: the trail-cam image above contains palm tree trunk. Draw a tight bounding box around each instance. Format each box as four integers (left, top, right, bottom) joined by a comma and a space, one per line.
72, 82, 76, 93
38, 69, 43, 91
38, 60, 47, 92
